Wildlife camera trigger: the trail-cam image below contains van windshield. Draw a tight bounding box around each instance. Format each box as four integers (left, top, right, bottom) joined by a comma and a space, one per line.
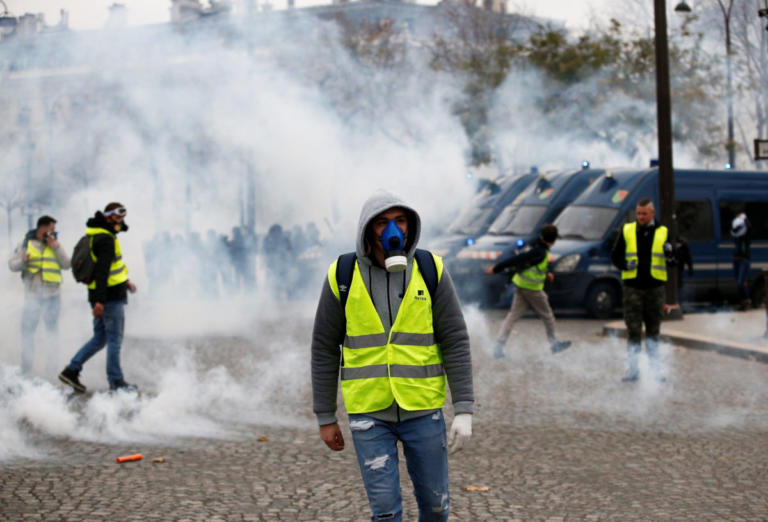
447, 205, 496, 235
487, 204, 518, 234
491, 205, 546, 235
555, 206, 618, 241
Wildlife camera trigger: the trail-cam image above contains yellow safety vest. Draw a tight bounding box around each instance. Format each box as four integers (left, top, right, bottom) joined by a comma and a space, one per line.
85, 227, 129, 289
327, 255, 447, 413
512, 251, 549, 291
621, 222, 668, 282
25, 241, 62, 283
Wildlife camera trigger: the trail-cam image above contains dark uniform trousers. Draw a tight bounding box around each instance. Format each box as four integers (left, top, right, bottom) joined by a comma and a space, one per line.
622, 285, 665, 373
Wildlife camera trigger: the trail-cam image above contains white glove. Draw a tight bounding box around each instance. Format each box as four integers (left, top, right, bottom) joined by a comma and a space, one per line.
447, 413, 472, 454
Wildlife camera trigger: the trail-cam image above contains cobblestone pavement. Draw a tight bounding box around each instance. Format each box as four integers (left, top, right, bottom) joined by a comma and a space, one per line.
3, 313, 768, 520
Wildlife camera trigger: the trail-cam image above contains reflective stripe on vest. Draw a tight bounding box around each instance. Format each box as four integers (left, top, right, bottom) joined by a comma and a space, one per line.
512, 252, 548, 291
25, 242, 62, 283
327, 254, 447, 413
621, 222, 668, 282
85, 227, 129, 289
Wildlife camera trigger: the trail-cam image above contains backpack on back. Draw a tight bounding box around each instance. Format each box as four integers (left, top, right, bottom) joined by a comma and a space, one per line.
71, 235, 95, 284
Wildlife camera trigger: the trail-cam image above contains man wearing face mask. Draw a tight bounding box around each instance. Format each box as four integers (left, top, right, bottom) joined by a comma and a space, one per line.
59, 202, 138, 393
311, 190, 473, 522
8, 215, 71, 375
611, 198, 673, 383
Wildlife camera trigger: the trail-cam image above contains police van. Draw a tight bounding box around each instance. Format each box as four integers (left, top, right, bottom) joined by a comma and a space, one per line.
449, 165, 604, 307
429, 170, 538, 260
547, 168, 768, 317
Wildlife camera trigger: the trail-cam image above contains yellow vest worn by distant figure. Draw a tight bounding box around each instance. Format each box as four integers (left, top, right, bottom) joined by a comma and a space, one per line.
621, 222, 668, 282
85, 227, 129, 289
25, 241, 62, 283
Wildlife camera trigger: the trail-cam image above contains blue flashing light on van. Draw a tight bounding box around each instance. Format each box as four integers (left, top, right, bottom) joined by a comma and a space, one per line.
547, 168, 768, 317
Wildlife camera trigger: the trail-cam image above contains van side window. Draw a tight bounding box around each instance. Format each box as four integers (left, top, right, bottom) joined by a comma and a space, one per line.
720, 201, 768, 240
676, 200, 714, 242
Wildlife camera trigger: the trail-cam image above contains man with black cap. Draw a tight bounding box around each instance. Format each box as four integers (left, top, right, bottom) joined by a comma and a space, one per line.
59, 202, 138, 393
486, 223, 571, 358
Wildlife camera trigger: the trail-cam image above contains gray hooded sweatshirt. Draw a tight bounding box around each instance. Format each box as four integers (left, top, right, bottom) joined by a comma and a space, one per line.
311, 190, 474, 425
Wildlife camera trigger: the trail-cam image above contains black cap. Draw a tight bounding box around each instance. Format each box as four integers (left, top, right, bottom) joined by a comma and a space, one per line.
540, 224, 558, 243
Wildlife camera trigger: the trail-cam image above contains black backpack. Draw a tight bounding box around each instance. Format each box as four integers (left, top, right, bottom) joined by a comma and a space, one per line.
335, 249, 438, 309
71, 235, 96, 284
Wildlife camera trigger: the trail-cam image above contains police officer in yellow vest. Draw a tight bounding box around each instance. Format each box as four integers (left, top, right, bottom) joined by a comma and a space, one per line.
611, 198, 672, 382
8, 215, 70, 375
59, 203, 138, 394
311, 191, 474, 521
486, 224, 572, 358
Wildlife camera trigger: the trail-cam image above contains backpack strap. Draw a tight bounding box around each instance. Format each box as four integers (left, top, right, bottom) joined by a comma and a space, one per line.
335, 252, 357, 309
335, 249, 438, 309
414, 248, 438, 302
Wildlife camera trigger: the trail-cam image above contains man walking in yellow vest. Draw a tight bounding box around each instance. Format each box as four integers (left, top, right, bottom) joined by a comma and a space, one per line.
8, 215, 70, 375
311, 190, 474, 521
486, 224, 572, 358
611, 198, 672, 382
59, 203, 137, 393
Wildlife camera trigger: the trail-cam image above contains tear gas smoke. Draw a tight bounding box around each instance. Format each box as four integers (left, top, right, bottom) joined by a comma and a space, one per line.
1, 9, 765, 463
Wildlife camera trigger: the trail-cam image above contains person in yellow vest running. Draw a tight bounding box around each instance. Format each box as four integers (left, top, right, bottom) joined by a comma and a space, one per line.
611, 198, 672, 382
485, 224, 572, 358
8, 215, 71, 375
59, 203, 137, 393
311, 191, 474, 521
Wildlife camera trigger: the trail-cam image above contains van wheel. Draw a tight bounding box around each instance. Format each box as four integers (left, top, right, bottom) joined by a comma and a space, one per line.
586, 281, 619, 319
750, 274, 766, 308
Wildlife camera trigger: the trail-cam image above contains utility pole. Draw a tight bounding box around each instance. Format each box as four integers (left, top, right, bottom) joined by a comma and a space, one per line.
654, 0, 681, 318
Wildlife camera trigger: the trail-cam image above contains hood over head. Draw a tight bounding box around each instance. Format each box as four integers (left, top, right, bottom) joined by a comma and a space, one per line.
86, 211, 129, 234
356, 190, 420, 266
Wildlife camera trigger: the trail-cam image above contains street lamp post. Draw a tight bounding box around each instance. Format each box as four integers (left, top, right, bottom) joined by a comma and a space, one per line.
654, 0, 681, 318
719, 0, 736, 169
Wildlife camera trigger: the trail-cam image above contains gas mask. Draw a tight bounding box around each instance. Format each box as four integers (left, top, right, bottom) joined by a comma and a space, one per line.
380, 219, 407, 272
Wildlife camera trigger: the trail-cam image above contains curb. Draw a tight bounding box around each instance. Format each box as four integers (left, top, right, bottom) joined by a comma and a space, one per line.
603, 321, 768, 363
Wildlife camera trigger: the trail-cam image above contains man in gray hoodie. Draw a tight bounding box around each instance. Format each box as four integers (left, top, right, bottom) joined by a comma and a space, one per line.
311, 190, 474, 521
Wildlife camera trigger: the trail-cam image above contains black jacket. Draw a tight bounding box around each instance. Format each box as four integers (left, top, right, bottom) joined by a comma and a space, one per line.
492, 238, 548, 276
86, 212, 130, 305
611, 220, 665, 289
734, 232, 751, 260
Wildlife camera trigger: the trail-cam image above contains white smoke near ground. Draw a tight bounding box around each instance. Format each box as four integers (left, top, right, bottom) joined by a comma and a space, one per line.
1, 8, 766, 464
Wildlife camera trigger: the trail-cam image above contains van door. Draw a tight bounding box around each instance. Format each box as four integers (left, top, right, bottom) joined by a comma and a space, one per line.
675, 199, 717, 303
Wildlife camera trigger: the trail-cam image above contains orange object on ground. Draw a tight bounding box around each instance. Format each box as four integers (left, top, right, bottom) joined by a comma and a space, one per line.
116, 453, 143, 463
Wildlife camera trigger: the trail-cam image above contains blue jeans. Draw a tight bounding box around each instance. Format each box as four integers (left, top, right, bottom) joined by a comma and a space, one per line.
733, 258, 751, 302
349, 412, 450, 522
21, 294, 60, 374
67, 300, 125, 385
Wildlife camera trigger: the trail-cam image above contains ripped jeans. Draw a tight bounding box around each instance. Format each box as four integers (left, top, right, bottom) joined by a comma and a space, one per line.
349, 412, 449, 522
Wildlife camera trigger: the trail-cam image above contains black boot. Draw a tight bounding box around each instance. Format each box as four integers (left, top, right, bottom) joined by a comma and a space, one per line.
110, 380, 138, 393
58, 368, 87, 393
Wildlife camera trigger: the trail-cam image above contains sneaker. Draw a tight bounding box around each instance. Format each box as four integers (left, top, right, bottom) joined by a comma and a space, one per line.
58, 368, 87, 393
550, 340, 572, 354
110, 380, 138, 393
493, 345, 505, 359
621, 371, 639, 382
